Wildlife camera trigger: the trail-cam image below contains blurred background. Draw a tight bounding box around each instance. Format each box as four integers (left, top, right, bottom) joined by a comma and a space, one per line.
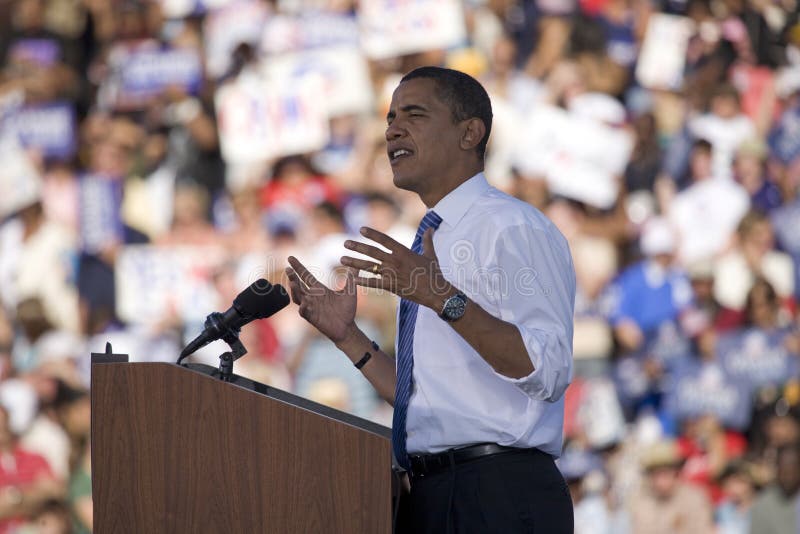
0, 0, 799, 531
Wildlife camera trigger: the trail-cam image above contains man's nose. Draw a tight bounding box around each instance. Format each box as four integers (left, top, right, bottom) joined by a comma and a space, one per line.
385, 122, 403, 141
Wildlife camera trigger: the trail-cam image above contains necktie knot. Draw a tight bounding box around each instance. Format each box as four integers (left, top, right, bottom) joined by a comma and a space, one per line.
417, 211, 442, 238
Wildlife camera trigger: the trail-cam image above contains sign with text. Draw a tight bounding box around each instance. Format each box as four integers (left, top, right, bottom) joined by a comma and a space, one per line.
3, 103, 76, 159
717, 328, 799, 392
0, 139, 42, 219
261, 13, 359, 55
101, 41, 203, 110
215, 74, 329, 163
159, 0, 233, 18
8, 38, 60, 67
636, 14, 694, 90
358, 0, 466, 59
513, 104, 632, 209
262, 46, 374, 117
663, 360, 752, 430
78, 174, 124, 254
203, 0, 270, 79
116, 245, 225, 324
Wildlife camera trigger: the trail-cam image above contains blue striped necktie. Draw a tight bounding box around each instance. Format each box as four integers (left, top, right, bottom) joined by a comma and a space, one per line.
392, 210, 443, 470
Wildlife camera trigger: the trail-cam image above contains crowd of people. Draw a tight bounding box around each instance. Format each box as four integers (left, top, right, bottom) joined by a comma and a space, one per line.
0, 0, 799, 531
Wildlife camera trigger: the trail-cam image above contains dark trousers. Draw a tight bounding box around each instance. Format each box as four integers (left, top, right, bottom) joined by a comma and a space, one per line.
396, 449, 573, 534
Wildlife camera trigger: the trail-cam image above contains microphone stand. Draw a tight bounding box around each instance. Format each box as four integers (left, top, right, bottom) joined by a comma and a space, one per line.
177, 311, 248, 382
207, 311, 248, 382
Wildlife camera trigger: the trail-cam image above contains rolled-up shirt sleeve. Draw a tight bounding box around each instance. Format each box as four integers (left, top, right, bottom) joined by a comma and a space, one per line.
487, 223, 576, 402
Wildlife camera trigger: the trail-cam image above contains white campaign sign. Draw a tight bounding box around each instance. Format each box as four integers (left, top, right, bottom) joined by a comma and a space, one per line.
215, 73, 329, 163
358, 0, 466, 60
262, 46, 374, 117
636, 14, 694, 91
115, 245, 224, 324
203, 0, 270, 78
513, 104, 633, 209
0, 139, 41, 219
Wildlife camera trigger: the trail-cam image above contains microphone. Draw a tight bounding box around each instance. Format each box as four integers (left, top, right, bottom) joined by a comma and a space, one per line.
179, 279, 290, 360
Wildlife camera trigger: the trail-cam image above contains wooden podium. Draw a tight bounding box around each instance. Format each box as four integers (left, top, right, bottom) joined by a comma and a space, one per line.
91, 348, 393, 533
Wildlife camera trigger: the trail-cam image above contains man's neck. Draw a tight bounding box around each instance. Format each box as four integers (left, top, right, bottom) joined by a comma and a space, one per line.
419, 165, 484, 207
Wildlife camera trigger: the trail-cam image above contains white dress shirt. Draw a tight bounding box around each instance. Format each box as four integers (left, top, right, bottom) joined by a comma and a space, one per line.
403, 173, 576, 457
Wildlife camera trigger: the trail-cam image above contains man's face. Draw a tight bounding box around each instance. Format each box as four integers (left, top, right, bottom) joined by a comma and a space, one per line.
690, 149, 712, 180
385, 78, 464, 197
648, 466, 680, 500
777, 448, 800, 496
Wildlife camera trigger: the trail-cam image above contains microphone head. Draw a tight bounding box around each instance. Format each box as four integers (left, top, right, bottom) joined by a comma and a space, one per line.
233, 279, 290, 320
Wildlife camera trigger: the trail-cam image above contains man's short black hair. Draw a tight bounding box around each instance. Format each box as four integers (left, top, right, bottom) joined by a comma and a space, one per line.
400, 66, 493, 161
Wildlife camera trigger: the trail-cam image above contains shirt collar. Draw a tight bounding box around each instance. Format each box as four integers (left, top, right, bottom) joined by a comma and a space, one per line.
431, 172, 491, 228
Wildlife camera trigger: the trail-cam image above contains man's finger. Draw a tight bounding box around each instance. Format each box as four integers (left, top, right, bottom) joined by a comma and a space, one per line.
354, 276, 391, 291
422, 228, 438, 259
342, 267, 358, 296
340, 255, 381, 273
288, 255, 322, 288
285, 268, 306, 305
360, 226, 406, 253
344, 239, 391, 262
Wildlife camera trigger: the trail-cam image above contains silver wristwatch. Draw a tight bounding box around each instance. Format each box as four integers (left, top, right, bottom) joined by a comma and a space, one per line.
439, 292, 467, 322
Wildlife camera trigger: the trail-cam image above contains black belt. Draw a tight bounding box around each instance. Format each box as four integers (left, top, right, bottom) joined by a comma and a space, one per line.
407, 443, 546, 478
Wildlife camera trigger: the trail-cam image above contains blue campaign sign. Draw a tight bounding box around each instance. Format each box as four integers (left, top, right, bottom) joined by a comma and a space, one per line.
663, 360, 752, 430
768, 105, 800, 165
8, 38, 60, 66
772, 198, 800, 255
110, 43, 203, 109
3, 103, 76, 159
79, 175, 124, 254
644, 319, 692, 370
717, 328, 799, 392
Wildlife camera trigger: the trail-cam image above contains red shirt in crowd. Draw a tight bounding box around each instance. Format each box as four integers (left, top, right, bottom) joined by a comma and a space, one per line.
0, 446, 55, 533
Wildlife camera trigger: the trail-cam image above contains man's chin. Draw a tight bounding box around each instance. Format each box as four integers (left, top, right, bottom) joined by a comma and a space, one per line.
392, 172, 416, 192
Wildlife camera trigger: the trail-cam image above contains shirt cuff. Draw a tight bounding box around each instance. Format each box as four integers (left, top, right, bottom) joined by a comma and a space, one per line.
494, 323, 572, 402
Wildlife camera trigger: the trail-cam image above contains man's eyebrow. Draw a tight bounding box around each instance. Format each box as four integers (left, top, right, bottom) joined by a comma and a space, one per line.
387, 104, 429, 122
401, 104, 428, 113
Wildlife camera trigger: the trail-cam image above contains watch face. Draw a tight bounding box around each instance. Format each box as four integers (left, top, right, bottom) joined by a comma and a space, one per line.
443, 294, 467, 321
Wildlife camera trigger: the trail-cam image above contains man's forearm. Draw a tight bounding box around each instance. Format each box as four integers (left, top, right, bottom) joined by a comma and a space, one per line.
335, 325, 397, 405
429, 287, 534, 379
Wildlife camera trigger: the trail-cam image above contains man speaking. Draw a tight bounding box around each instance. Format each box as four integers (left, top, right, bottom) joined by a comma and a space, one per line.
285, 66, 575, 533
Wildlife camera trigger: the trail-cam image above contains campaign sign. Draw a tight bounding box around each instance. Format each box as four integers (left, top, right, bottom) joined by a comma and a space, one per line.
771, 199, 800, 256
160, 0, 233, 18
8, 38, 60, 67
215, 74, 329, 163
636, 14, 694, 90
663, 360, 752, 430
3, 103, 76, 159
203, 0, 270, 79
644, 320, 692, 370
717, 328, 799, 392
78, 174, 124, 255
612, 355, 651, 410
513, 104, 632, 209
0, 139, 42, 219
115, 245, 224, 324
262, 46, 373, 117
113, 46, 203, 109
262, 13, 359, 55
768, 105, 800, 165
358, 0, 467, 60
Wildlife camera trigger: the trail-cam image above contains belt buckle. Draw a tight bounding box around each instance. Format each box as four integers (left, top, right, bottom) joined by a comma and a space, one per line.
410, 454, 427, 478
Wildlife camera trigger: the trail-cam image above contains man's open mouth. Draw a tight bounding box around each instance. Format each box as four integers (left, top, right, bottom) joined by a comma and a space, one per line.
389, 148, 413, 163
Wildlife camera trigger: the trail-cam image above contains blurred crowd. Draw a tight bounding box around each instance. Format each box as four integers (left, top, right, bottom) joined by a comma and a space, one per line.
0, 0, 799, 531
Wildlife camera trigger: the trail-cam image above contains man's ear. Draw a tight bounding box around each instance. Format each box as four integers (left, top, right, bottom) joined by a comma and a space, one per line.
460, 118, 486, 151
